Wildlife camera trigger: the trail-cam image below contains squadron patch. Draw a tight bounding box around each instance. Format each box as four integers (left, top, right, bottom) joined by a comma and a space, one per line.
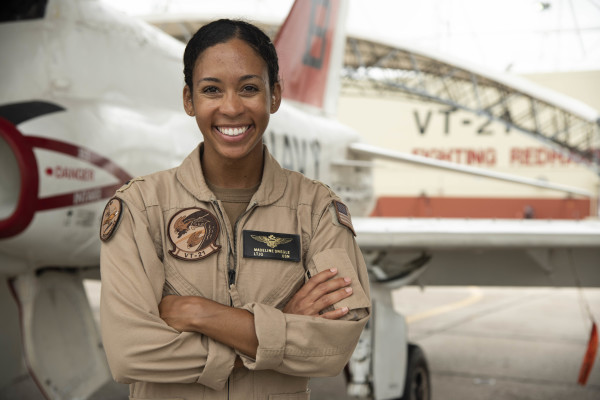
100, 197, 123, 241
243, 230, 301, 262
333, 200, 356, 236
167, 208, 221, 261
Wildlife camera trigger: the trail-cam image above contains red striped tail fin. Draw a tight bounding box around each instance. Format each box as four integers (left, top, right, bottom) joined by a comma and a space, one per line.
274, 0, 348, 116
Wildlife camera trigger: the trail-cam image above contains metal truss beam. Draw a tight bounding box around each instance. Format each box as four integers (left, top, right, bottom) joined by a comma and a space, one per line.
341, 37, 600, 172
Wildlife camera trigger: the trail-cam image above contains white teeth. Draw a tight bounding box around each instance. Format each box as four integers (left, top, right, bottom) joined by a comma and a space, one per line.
217, 126, 249, 136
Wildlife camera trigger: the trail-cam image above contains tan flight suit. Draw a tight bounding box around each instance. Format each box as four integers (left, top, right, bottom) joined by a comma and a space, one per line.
100, 144, 371, 400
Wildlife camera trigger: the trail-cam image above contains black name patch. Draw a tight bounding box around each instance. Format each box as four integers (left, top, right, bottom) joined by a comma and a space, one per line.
243, 230, 301, 262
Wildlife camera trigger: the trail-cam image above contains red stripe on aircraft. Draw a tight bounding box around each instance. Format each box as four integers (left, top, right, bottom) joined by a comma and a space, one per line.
0, 118, 39, 238
28, 136, 131, 182
0, 118, 132, 238
36, 183, 125, 211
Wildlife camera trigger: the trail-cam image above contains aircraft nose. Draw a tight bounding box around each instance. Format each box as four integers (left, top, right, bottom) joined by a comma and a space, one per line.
0, 117, 39, 238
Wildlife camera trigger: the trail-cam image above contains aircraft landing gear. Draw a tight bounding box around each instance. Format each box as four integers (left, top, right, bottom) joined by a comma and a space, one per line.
347, 293, 431, 400
399, 344, 430, 400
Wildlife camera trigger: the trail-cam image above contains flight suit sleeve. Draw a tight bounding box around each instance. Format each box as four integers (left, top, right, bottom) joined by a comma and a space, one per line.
238, 201, 371, 377
100, 199, 236, 389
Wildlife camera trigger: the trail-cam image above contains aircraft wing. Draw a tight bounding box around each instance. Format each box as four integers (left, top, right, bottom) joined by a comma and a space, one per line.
354, 217, 600, 288
355, 217, 600, 249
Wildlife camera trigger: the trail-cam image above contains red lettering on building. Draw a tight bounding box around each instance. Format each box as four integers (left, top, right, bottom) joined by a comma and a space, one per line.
412, 147, 497, 166
509, 147, 572, 166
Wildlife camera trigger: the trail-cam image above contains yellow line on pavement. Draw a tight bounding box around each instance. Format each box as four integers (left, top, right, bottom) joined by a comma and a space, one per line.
406, 286, 483, 324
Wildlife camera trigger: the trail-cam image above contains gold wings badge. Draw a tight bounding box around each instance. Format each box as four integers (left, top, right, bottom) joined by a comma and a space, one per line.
251, 234, 293, 249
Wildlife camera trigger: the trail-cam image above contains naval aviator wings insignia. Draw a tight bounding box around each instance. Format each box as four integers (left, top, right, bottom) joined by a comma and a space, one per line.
251, 234, 293, 248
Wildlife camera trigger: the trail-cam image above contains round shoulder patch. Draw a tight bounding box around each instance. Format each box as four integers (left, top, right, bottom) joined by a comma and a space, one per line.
167, 207, 221, 261
100, 197, 123, 242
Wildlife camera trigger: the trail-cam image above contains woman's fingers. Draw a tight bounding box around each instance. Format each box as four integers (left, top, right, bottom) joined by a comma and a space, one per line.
313, 285, 352, 312
297, 268, 339, 296
283, 268, 353, 318
320, 306, 350, 320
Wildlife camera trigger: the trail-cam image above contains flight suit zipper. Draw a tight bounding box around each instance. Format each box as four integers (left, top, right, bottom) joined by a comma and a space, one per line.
210, 200, 234, 400
226, 201, 257, 400
212, 200, 257, 400
210, 200, 234, 299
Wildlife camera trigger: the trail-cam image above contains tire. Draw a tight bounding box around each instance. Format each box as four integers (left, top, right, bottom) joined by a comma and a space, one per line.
400, 344, 431, 400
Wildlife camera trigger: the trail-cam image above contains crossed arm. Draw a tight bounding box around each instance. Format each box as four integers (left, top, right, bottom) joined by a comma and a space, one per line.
158, 267, 354, 359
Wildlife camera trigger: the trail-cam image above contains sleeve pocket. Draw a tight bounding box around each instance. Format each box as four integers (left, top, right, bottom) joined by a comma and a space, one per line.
309, 248, 370, 321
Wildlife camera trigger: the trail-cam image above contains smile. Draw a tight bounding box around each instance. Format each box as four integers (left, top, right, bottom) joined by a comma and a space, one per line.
216, 126, 250, 137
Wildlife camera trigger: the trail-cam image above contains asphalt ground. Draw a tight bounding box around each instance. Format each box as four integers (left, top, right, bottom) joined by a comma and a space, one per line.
79, 283, 600, 400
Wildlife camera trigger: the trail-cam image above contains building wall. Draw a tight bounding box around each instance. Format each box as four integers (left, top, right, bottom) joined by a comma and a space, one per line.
337, 70, 600, 218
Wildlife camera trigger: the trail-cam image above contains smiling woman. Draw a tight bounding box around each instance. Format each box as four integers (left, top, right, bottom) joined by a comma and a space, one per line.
99, 18, 370, 400
183, 36, 280, 187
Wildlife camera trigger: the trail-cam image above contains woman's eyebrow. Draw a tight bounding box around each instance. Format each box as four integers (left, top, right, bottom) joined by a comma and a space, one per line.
240, 74, 264, 82
198, 77, 220, 84
196, 75, 264, 85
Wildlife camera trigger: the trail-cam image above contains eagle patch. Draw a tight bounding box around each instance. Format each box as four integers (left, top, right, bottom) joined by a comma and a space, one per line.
243, 230, 301, 262
167, 208, 221, 261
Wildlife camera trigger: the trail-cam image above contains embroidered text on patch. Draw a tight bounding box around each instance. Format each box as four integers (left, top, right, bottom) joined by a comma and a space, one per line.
167, 208, 221, 260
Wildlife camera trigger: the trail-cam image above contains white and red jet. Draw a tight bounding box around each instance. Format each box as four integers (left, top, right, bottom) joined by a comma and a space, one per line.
1, 1, 599, 399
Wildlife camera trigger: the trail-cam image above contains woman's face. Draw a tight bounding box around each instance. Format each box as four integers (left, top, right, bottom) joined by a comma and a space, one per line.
183, 38, 281, 165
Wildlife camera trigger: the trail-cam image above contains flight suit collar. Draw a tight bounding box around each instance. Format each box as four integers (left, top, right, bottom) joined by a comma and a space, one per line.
176, 143, 287, 206
252, 146, 287, 206
176, 144, 215, 201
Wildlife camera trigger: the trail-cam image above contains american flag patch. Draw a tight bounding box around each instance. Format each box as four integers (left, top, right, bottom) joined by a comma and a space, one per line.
333, 200, 356, 236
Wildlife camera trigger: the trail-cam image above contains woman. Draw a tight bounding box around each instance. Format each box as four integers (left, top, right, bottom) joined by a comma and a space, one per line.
100, 19, 370, 399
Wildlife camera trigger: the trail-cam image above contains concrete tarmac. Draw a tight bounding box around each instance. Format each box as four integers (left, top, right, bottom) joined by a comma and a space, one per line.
81, 282, 600, 400
310, 286, 600, 400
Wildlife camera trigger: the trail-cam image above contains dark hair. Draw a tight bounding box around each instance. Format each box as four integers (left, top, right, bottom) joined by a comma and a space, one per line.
184, 19, 279, 92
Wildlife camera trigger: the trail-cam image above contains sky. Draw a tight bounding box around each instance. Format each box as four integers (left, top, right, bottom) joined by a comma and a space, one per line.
101, 0, 600, 74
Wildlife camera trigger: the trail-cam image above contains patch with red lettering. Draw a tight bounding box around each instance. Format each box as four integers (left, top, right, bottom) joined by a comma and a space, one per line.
167, 208, 221, 261
333, 200, 356, 236
99, 197, 123, 242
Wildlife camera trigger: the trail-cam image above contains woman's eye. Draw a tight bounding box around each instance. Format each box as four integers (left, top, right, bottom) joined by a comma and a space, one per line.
202, 86, 219, 94
241, 85, 259, 93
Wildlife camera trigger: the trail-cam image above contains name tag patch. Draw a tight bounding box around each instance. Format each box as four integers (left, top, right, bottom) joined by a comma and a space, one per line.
243, 230, 300, 262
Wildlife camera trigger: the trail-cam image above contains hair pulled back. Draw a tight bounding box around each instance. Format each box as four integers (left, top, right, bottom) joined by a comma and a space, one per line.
183, 19, 279, 92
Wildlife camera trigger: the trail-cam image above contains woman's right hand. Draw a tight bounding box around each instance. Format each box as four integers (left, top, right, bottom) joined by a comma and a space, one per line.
283, 268, 353, 319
